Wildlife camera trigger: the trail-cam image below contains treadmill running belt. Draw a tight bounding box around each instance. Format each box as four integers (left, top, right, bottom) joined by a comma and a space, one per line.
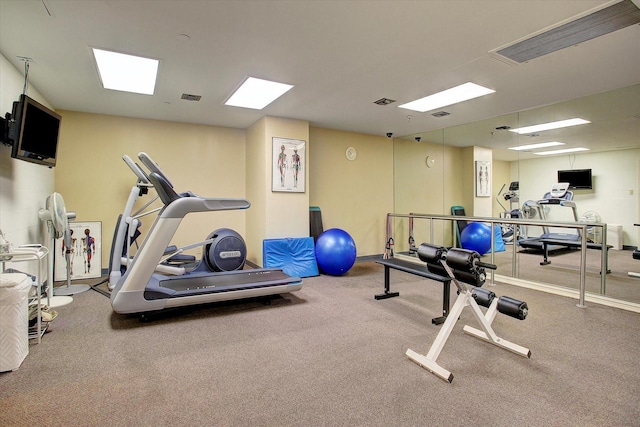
159, 269, 293, 292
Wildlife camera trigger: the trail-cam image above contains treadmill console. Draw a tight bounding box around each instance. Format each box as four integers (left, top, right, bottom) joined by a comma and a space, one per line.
550, 182, 569, 199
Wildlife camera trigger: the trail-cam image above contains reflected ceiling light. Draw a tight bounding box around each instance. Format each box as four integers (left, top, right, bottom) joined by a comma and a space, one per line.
398, 82, 495, 113
508, 118, 590, 134
533, 147, 590, 155
92, 48, 159, 95
225, 77, 294, 110
508, 141, 565, 151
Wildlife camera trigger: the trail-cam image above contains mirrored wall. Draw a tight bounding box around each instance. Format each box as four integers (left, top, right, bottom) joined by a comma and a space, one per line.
394, 84, 640, 305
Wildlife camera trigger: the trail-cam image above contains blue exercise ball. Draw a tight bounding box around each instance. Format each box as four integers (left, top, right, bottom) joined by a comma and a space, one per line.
460, 222, 492, 255
315, 228, 357, 276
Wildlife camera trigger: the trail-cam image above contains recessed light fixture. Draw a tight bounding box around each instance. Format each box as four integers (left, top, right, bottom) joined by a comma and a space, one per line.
398, 82, 495, 113
508, 141, 565, 151
508, 118, 590, 134
373, 97, 396, 105
92, 48, 159, 95
431, 111, 451, 118
225, 77, 293, 110
533, 147, 590, 156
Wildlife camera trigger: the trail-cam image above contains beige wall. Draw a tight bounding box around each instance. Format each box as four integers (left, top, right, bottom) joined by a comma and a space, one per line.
460, 147, 475, 218
393, 140, 465, 249
473, 146, 493, 217
56, 111, 247, 266
458, 146, 494, 217
55, 111, 393, 270
309, 127, 393, 257
246, 118, 268, 263
442, 144, 464, 245
54, 110, 521, 271
246, 116, 310, 265
492, 160, 512, 217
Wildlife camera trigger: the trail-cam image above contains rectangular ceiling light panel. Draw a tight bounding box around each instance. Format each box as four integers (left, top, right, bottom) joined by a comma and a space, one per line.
508, 141, 565, 151
509, 118, 590, 134
92, 48, 159, 95
398, 82, 495, 113
492, 0, 640, 64
225, 77, 293, 110
534, 147, 590, 155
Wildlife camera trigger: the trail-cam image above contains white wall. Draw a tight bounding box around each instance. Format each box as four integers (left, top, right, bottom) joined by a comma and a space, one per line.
0, 53, 55, 259
517, 149, 639, 247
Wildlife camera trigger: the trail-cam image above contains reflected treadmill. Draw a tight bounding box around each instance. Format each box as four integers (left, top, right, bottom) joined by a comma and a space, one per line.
518, 184, 609, 267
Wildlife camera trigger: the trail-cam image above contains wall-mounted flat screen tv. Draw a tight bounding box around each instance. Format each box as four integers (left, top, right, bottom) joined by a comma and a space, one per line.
9, 94, 61, 168
557, 169, 592, 189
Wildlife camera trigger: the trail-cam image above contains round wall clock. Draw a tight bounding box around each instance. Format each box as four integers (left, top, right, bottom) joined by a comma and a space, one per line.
426, 156, 435, 168
345, 146, 357, 161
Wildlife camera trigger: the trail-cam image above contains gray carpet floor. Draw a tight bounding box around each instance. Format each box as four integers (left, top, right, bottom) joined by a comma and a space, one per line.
1, 261, 639, 426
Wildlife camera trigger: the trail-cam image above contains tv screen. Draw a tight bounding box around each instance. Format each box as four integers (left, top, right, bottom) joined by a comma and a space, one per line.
10, 94, 61, 168
557, 169, 592, 189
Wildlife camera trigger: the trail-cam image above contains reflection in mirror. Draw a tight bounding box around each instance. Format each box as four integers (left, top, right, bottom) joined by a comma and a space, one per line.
393, 129, 444, 257
395, 84, 640, 305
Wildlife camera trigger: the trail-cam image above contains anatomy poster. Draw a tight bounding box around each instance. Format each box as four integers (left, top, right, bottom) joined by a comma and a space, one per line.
272, 137, 306, 193
54, 221, 102, 281
475, 161, 491, 197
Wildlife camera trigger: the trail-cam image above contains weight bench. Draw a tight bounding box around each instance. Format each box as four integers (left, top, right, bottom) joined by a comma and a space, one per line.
405, 244, 531, 383
375, 257, 451, 325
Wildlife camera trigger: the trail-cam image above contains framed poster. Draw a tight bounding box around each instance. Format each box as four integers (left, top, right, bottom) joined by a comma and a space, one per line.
475, 161, 491, 197
54, 221, 102, 281
272, 137, 306, 193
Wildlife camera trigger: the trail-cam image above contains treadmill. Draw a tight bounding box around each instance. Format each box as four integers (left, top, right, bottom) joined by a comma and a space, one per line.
518, 183, 580, 253
110, 152, 302, 314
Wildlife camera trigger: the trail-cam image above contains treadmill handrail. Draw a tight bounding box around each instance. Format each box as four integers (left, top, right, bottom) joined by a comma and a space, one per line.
147, 172, 250, 216
138, 152, 175, 188
148, 172, 181, 205
123, 155, 151, 185
538, 199, 576, 208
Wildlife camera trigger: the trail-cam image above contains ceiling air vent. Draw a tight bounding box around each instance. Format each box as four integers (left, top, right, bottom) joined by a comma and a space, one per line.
373, 97, 396, 105
431, 111, 451, 118
181, 93, 202, 101
491, 0, 640, 64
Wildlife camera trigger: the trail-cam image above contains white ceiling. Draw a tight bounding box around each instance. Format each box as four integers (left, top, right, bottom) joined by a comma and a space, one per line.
1, 0, 639, 160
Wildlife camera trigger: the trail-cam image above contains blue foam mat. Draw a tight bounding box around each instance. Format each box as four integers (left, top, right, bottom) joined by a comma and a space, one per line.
263, 237, 319, 278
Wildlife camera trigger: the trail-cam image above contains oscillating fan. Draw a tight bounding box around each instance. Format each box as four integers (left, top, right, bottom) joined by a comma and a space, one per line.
39, 193, 90, 296
521, 201, 538, 219
519, 201, 540, 240
580, 211, 602, 243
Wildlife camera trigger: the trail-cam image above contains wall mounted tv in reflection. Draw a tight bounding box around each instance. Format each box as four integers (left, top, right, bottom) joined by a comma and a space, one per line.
557, 169, 592, 189
9, 94, 61, 168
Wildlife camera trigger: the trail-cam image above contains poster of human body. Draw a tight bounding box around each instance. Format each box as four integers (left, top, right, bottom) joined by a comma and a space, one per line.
475, 161, 491, 197
272, 137, 306, 193
54, 221, 102, 281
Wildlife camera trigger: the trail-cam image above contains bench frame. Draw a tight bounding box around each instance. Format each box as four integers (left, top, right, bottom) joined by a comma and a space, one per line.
375, 257, 451, 325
